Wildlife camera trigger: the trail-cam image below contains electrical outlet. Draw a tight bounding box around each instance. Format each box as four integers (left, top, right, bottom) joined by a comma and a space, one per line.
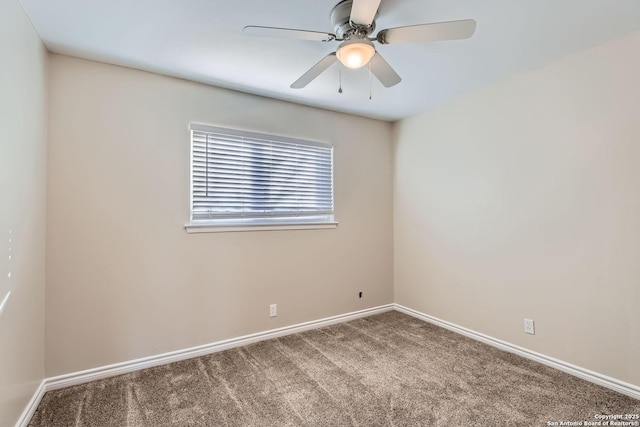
524, 318, 535, 335
269, 304, 277, 318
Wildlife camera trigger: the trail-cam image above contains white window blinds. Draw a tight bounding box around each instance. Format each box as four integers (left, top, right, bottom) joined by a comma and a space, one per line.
190, 124, 334, 224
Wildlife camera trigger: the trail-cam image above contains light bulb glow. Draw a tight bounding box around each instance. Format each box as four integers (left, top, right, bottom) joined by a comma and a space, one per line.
336, 39, 375, 69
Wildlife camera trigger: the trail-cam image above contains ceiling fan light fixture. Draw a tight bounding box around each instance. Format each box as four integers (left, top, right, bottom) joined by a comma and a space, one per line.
336, 38, 375, 69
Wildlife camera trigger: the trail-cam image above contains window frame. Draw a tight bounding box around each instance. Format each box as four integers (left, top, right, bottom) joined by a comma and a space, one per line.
185, 123, 337, 233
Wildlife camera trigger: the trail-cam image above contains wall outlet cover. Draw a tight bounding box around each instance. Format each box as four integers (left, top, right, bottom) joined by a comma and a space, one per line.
524, 318, 535, 335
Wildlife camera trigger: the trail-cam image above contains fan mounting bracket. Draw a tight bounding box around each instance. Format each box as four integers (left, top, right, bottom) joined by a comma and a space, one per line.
330, 0, 376, 40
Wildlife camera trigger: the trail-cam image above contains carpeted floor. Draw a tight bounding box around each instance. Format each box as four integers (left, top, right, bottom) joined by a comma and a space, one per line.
30, 311, 639, 426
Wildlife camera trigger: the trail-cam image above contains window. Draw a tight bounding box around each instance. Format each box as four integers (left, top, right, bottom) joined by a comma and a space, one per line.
186, 124, 336, 232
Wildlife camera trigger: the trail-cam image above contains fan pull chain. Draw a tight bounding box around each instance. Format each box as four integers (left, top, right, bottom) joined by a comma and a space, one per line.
338, 62, 343, 94
368, 61, 372, 100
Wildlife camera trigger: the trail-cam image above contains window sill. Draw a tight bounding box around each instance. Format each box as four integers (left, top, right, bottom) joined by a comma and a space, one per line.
185, 222, 338, 234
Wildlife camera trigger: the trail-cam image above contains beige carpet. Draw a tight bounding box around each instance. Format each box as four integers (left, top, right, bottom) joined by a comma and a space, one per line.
30, 311, 639, 426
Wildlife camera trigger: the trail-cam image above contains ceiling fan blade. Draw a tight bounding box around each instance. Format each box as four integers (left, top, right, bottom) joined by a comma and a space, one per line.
243, 25, 335, 42
350, 0, 381, 27
369, 52, 401, 88
377, 19, 477, 44
291, 53, 338, 89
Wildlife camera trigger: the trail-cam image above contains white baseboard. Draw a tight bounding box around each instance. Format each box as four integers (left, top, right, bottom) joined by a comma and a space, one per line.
394, 304, 640, 400
44, 304, 394, 392
16, 379, 46, 427
16, 304, 391, 426
17, 302, 639, 426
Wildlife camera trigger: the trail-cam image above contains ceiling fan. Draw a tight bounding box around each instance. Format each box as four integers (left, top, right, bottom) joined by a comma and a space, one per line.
243, 0, 476, 89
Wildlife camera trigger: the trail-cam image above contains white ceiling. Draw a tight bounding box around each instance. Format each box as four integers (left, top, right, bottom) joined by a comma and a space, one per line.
19, 0, 640, 121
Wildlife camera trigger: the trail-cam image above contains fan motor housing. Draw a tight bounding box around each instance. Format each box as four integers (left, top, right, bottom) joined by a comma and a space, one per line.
331, 0, 376, 39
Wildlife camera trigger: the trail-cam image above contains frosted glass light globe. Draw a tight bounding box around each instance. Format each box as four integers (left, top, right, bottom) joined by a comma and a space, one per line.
336, 39, 375, 69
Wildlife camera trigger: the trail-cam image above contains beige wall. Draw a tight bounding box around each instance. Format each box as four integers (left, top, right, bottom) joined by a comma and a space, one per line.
46, 55, 394, 376
11, 8, 637, 413
0, 0, 48, 424
394, 30, 640, 386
